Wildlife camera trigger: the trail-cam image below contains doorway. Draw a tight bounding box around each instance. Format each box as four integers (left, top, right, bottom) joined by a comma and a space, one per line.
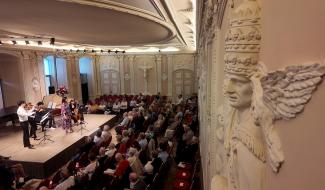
173, 69, 194, 101
79, 57, 94, 104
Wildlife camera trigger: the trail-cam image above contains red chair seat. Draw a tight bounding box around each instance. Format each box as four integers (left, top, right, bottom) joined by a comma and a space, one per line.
176, 170, 192, 180
173, 179, 190, 190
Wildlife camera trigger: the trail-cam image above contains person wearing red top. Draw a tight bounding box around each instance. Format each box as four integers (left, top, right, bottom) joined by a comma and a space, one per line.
117, 142, 127, 154
114, 153, 130, 177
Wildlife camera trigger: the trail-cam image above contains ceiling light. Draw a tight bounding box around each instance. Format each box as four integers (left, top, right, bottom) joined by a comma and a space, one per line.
12, 40, 17, 45
25, 40, 30, 45
38, 41, 42, 45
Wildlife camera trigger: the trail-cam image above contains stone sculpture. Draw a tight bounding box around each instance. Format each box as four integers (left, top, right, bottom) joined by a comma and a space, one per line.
211, 0, 325, 190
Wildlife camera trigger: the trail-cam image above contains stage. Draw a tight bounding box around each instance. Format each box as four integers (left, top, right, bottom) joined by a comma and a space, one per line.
0, 114, 117, 178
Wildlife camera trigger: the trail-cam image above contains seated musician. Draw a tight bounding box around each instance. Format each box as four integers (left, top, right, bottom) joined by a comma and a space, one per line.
69, 99, 84, 124
35, 101, 54, 131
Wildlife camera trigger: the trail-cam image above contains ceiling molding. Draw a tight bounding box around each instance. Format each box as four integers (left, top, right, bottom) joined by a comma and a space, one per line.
57, 0, 176, 38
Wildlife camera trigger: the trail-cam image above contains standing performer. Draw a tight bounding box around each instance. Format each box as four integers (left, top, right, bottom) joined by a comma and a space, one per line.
61, 97, 73, 133
16, 100, 35, 149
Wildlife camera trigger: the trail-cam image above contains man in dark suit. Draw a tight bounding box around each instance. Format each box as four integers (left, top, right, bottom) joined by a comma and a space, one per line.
34, 101, 54, 131
129, 172, 146, 190
151, 150, 162, 174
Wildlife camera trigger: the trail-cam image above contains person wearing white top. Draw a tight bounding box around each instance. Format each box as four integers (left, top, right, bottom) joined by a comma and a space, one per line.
120, 98, 128, 113
16, 100, 35, 149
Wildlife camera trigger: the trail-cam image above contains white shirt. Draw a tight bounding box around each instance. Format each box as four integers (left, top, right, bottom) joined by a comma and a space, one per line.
54, 176, 75, 190
83, 161, 98, 179
17, 106, 34, 122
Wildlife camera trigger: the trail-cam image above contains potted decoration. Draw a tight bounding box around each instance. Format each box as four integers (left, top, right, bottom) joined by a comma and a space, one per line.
56, 86, 69, 97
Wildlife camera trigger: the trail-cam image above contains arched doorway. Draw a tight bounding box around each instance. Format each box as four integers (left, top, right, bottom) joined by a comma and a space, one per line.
0, 53, 24, 107
79, 57, 95, 104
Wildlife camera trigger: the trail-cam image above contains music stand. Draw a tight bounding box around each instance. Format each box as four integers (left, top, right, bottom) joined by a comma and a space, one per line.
38, 112, 54, 144
76, 120, 89, 135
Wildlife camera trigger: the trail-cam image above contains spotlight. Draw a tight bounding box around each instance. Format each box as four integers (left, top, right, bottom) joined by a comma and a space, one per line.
0, 41, 2, 45
12, 40, 17, 45
69, 49, 72, 52
76, 49, 80, 53
101, 50, 104, 53
83, 49, 86, 53
50, 38, 55, 45
92, 49, 95, 53
38, 41, 42, 45
122, 50, 126, 53
25, 40, 30, 45
108, 50, 111, 53
115, 50, 118, 54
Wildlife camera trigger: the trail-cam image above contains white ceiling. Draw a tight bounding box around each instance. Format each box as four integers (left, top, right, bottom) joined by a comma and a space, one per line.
0, 0, 196, 52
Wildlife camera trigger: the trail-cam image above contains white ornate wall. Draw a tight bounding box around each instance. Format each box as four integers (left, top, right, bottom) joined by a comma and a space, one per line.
0, 47, 196, 105
197, 0, 325, 190
98, 53, 196, 101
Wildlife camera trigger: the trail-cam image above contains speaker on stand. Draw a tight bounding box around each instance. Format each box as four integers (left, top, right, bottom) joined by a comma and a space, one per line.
48, 86, 55, 94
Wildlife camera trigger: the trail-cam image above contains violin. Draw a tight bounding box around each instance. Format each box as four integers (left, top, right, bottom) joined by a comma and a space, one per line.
24, 102, 34, 110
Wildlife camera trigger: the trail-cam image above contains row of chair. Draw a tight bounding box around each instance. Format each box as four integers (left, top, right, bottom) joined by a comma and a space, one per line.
172, 159, 200, 190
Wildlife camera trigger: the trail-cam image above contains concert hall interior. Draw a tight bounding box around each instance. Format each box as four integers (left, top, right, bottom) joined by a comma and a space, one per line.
1, 0, 325, 190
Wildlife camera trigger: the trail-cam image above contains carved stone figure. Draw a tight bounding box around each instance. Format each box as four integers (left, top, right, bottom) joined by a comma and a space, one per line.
211, 0, 325, 190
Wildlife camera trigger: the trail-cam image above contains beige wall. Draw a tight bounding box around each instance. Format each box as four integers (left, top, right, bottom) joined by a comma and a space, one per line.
261, 0, 325, 189
197, 0, 325, 189
0, 46, 197, 106
0, 53, 24, 107
97, 53, 196, 100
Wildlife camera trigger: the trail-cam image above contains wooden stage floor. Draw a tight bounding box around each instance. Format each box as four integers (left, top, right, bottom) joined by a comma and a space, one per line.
0, 114, 117, 178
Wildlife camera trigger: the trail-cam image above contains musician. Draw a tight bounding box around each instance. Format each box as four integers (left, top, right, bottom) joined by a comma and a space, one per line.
21, 102, 38, 140
61, 97, 73, 133
69, 99, 84, 124
35, 101, 54, 131
16, 100, 35, 149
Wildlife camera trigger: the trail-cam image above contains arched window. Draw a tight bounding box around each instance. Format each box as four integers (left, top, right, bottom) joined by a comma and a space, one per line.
43, 55, 68, 95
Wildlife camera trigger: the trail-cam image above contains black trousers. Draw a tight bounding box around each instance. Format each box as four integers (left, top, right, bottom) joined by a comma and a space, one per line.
28, 117, 37, 138
20, 121, 31, 147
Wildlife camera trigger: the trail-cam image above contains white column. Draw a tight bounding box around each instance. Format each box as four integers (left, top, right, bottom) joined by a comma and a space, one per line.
118, 55, 125, 94
36, 53, 46, 98
129, 55, 135, 94
94, 55, 102, 96
74, 56, 82, 102
155, 55, 162, 94
167, 55, 173, 96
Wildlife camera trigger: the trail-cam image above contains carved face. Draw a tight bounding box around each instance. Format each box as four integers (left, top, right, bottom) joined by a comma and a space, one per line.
224, 73, 253, 109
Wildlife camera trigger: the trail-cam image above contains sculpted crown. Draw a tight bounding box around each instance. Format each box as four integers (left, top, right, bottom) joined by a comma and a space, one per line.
224, 0, 261, 76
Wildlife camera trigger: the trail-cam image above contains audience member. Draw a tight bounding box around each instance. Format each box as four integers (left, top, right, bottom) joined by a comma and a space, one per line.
129, 172, 146, 190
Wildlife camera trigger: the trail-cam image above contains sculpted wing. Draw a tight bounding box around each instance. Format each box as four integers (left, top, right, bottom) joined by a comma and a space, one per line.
261, 63, 325, 120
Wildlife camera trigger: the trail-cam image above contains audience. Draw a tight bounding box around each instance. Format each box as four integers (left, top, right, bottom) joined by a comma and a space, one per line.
33, 93, 199, 190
